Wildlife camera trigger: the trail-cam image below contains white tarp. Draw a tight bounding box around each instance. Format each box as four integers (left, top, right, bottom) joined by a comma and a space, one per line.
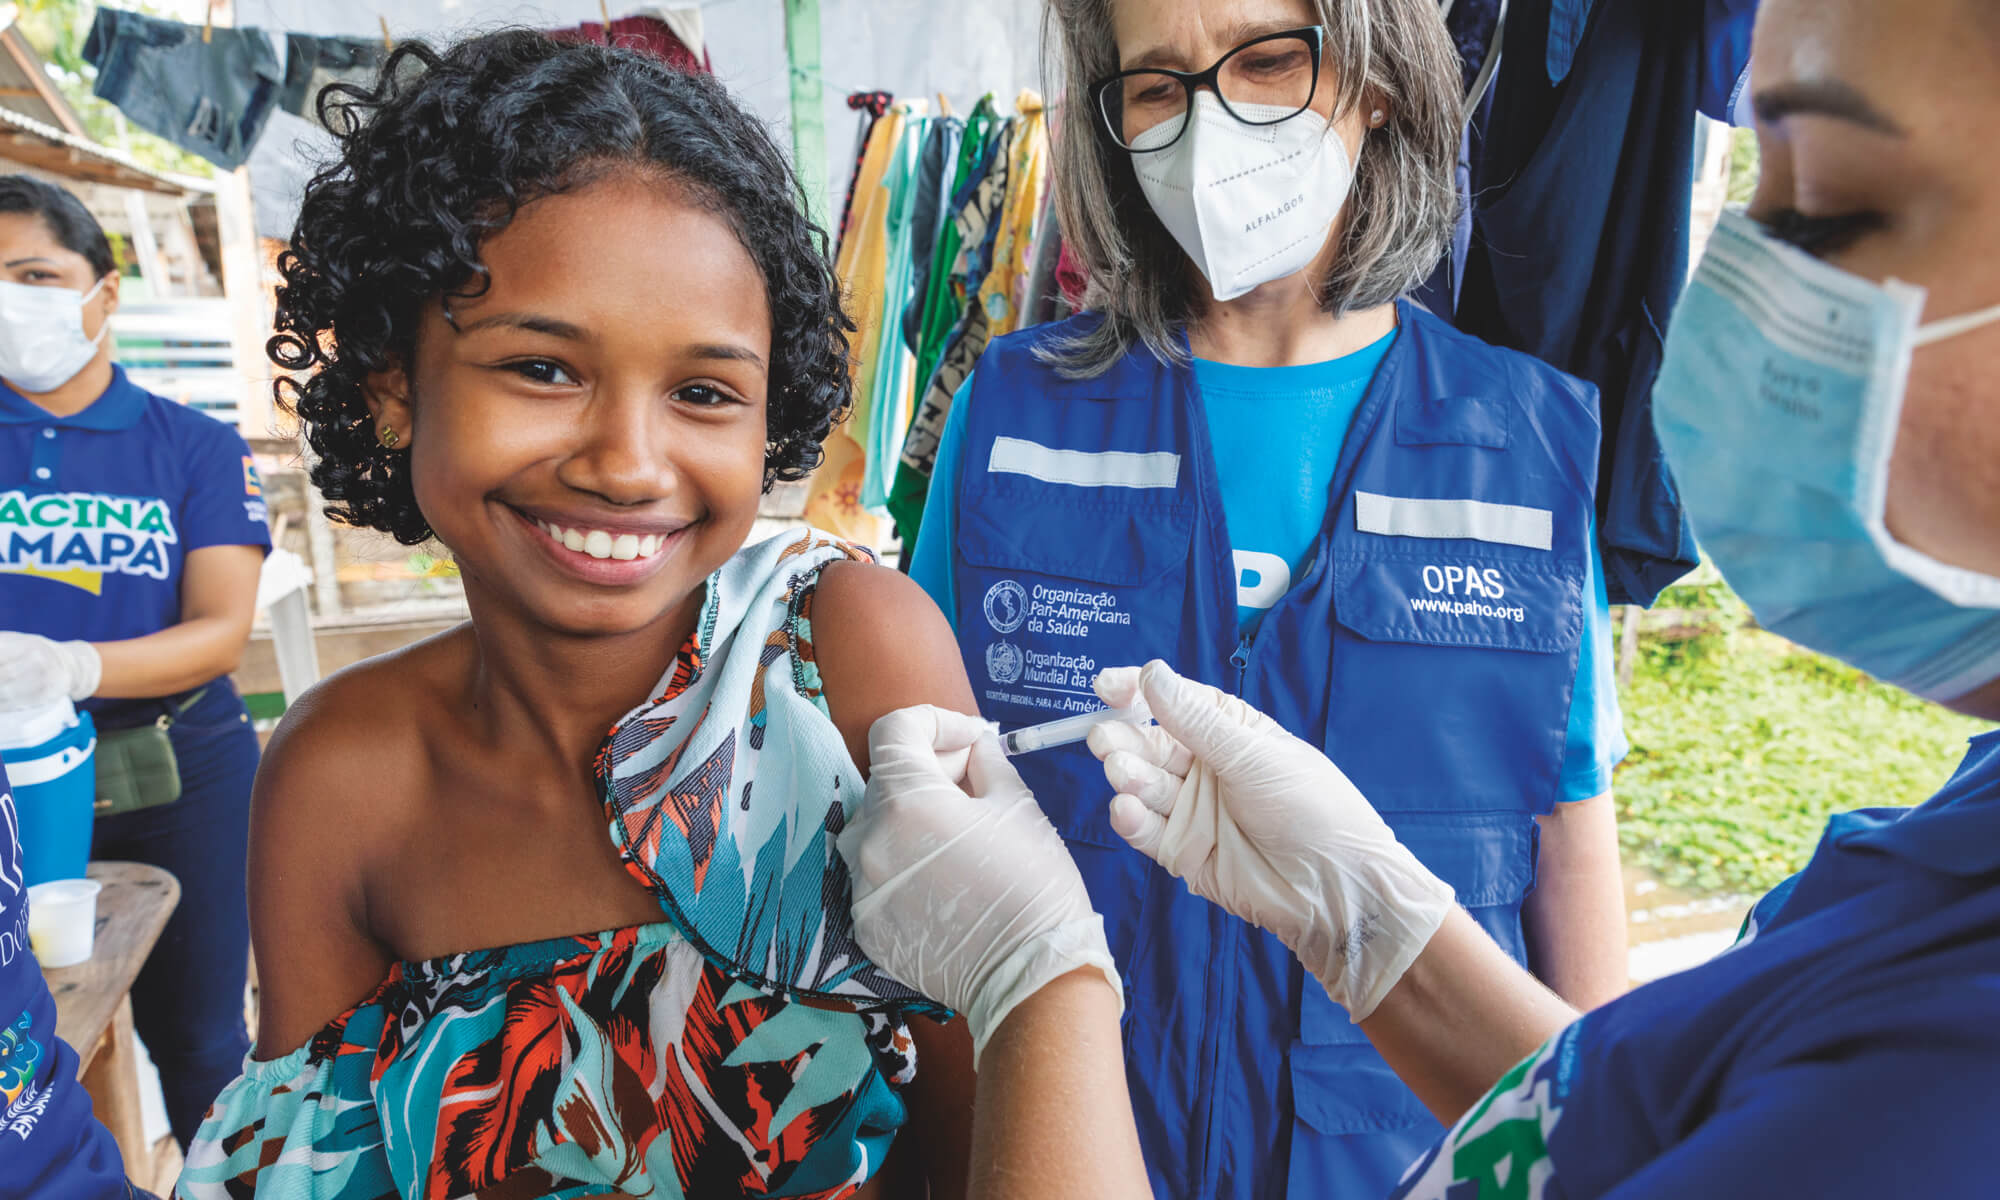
234, 0, 1046, 235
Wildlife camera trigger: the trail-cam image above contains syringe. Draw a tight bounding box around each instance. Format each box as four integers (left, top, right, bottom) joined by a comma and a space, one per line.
998, 701, 1153, 756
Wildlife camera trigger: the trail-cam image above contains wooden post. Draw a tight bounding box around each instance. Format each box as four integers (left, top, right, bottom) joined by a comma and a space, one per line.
204, 0, 277, 439
304, 471, 344, 617
119, 191, 163, 294
782, 0, 828, 225
1618, 604, 1642, 688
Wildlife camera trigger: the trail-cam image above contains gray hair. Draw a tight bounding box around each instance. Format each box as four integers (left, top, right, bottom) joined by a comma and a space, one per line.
1039, 0, 1464, 377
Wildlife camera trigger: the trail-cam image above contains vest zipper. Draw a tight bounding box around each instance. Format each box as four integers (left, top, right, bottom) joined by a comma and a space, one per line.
1229, 636, 1251, 696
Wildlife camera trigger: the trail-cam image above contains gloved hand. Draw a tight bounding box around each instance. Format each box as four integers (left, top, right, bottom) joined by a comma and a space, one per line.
1089, 661, 1454, 1021
838, 705, 1121, 1064
0, 633, 101, 711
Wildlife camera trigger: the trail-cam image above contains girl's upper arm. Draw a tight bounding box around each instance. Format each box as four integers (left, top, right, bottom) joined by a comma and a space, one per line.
810, 560, 981, 1199
246, 681, 397, 1057
811, 560, 979, 775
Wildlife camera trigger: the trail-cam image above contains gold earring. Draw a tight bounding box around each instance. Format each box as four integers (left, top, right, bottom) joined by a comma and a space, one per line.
378, 426, 401, 449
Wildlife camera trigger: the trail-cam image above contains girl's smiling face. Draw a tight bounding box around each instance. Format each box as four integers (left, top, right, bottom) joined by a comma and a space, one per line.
368, 172, 772, 638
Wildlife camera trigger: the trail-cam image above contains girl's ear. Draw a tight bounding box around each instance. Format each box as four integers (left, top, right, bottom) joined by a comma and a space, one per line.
364, 359, 415, 449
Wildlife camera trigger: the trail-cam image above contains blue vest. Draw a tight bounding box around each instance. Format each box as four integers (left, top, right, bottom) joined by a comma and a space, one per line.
950, 300, 1600, 1199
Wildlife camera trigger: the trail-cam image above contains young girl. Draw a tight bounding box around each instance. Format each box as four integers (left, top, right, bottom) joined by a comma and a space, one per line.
176, 32, 976, 1200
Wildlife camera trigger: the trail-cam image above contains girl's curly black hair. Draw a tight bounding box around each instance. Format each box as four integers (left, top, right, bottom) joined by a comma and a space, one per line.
272, 30, 853, 545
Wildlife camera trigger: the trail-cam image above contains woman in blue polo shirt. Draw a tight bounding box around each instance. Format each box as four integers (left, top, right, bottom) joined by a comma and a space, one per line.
0, 175, 267, 1150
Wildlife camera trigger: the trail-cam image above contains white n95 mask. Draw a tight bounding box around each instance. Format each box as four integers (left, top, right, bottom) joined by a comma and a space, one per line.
0, 276, 110, 394
1653, 209, 2000, 702
1130, 93, 1355, 303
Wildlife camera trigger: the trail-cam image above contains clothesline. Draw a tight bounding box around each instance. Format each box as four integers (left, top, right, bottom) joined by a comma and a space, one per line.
81, 5, 712, 173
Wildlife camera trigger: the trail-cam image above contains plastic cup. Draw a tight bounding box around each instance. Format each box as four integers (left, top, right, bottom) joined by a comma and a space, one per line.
27, 878, 102, 968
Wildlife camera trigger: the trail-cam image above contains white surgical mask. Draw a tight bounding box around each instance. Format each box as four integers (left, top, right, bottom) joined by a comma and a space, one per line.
1131, 93, 1355, 302
1653, 209, 2000, 701
0, 276, 109, 394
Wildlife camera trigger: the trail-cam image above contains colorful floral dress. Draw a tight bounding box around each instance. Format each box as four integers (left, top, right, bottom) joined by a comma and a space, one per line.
177, 531, 939, 1199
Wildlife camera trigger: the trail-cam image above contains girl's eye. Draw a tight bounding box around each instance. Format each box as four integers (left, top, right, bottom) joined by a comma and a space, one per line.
675, 384, 739, 408
505, 359, 576, 386
1756, 209, 1886, 257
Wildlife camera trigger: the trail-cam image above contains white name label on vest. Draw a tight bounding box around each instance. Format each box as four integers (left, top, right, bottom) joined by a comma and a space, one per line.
1354, 492, 1553, 551
987, 437, 1182, 490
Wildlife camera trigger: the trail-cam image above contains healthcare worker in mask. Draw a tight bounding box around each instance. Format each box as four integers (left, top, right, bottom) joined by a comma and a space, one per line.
845, 0, 2000, 1195
0, 176, 267, 1150
904, 1, 1630, 1194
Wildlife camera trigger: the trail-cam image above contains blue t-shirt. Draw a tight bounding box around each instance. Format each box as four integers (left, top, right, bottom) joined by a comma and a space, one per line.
0, 367, 270, 712
0, 762, 140, 1199
1196, 333, 1395, 632
1394, 729, 2000, 1199
909, 347, 1627, 804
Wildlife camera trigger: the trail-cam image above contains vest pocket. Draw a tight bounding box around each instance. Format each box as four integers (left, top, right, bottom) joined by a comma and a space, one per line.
954, 483, 1196, 849
1332, 550, 1584, 654
958, 483, 1195, 588
1395, 813, 1539, 963
1287, 1044, 1441, 1197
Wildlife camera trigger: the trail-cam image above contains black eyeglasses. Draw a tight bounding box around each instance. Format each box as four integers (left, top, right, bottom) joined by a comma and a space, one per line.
1092, 27, 1326, 153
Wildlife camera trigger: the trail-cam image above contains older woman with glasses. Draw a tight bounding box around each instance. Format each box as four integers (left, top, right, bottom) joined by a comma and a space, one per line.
901, 1, 1631, 1197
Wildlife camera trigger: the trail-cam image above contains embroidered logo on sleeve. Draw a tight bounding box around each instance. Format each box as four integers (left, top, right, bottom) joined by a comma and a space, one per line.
1390, 1022, 1580, 1200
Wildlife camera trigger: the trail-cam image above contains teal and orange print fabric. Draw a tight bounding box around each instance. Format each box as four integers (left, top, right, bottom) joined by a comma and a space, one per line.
178, 530, 926, 1199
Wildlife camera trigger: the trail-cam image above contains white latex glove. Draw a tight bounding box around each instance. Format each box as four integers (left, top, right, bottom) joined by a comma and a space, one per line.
838, 705, 1122, 1064
0, 633, 101, 711
1088, 661, 1454, 1021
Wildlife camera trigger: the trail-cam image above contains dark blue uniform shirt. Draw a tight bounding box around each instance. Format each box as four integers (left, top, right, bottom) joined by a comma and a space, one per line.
0, 366, 270, 711
1, 761, 139, 1199
1393, 729, 2000, 1198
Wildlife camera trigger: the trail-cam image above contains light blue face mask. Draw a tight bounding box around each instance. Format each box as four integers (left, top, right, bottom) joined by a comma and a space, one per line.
1653, 209, 2000, 702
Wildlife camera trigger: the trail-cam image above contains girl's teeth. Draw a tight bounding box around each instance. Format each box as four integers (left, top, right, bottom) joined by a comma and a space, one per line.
538, 518, 672, 562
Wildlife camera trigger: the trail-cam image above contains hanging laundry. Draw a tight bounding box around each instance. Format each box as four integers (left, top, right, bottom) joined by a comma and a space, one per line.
278, 35, 385, 129
1054, 237, 1089, 311
974, 91, 1049, 340
805, 99, 912, 547
1432, 0, 1756, 607
82, 8, 285, 170
885, 115, 1019, 547
860, 110, 932, 513
642, 6, 709, 63
544, 14, 710, 73
902, 115, 965, 353
1021, 197, 1069, 328
883, 91, 1050, 548
909, 97, 998, 405
836, 93, 896, 251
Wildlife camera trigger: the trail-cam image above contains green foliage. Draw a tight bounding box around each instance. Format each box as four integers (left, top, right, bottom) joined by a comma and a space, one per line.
13, 0, 217, 179
1615, 599, 1992, 895
1726, 126, 1760, 209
